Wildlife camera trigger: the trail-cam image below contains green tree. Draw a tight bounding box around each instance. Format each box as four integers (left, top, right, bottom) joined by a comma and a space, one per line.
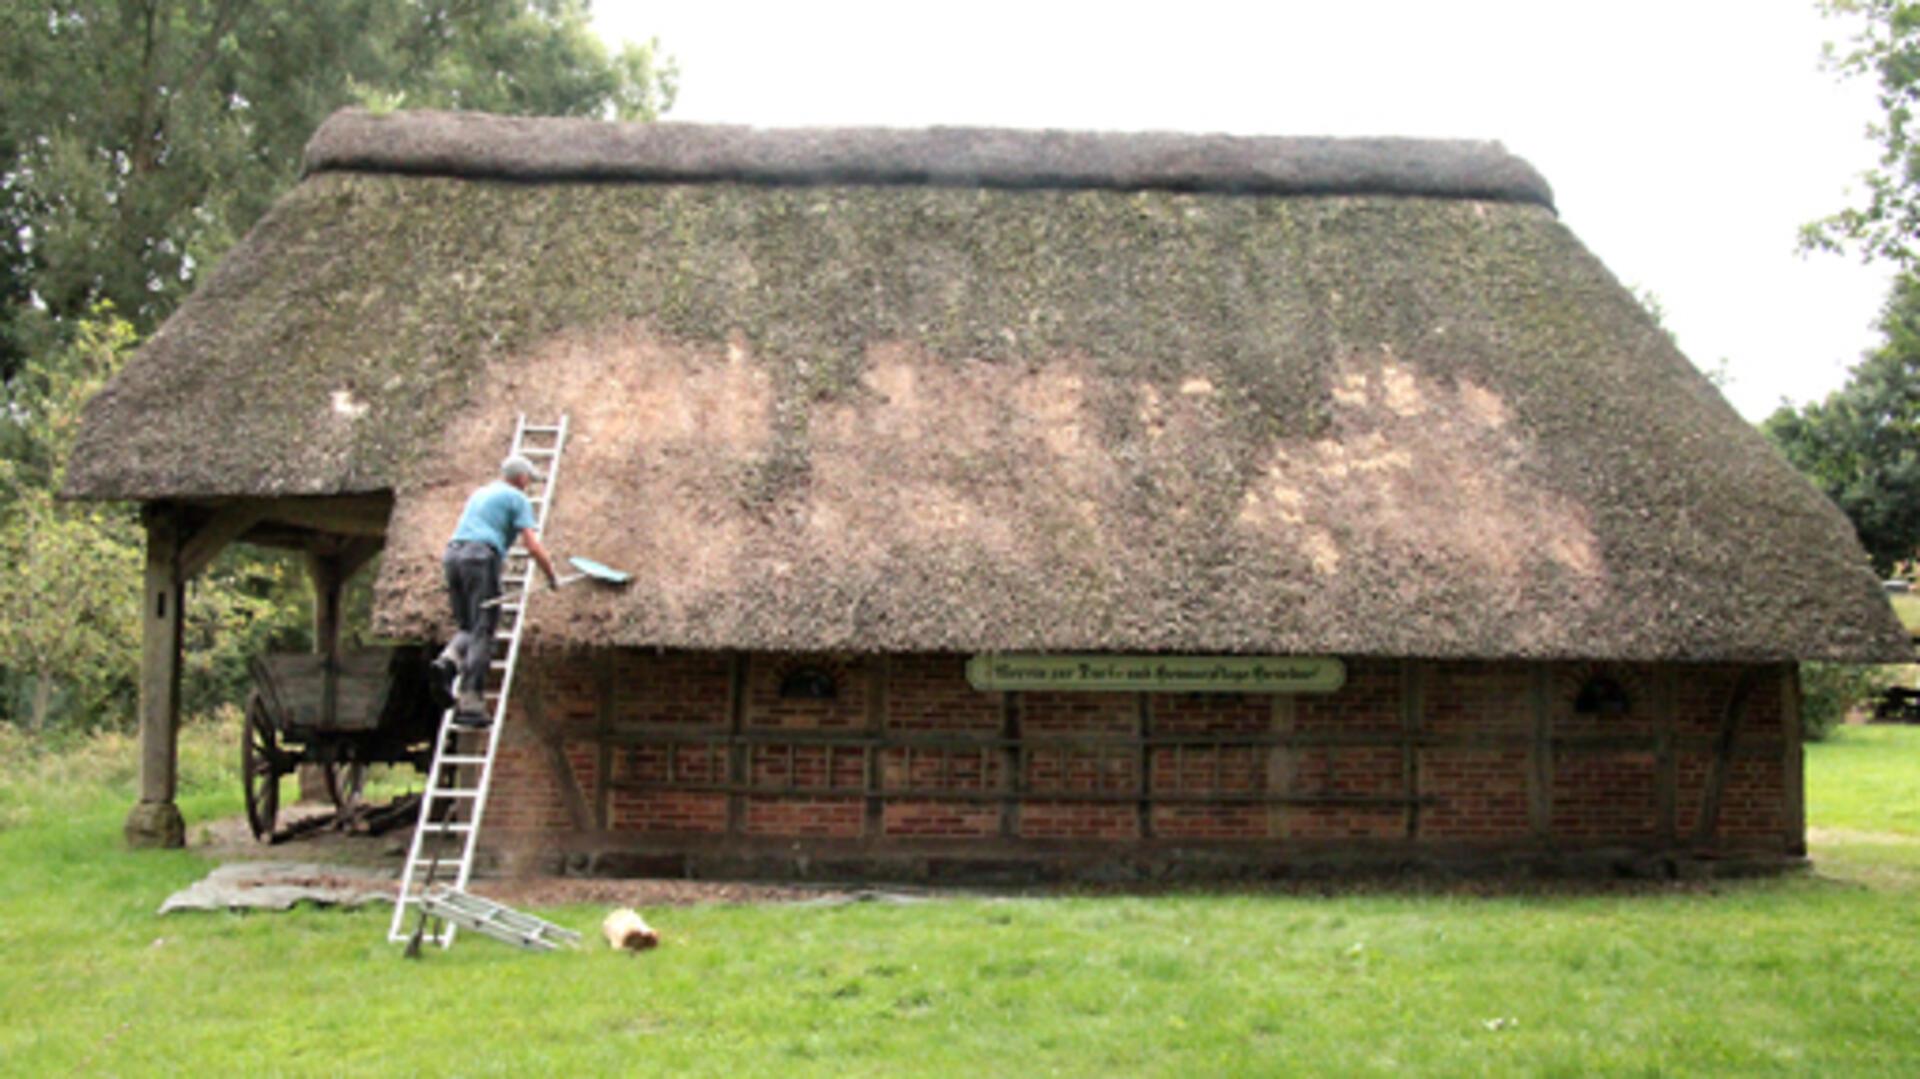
0, 307, 314, 731
0, 1, 676, 378
0, 3, 677, 729
1764, 274, 1920, 575
1806, 0, 1920, 266
0, 314, 142, 729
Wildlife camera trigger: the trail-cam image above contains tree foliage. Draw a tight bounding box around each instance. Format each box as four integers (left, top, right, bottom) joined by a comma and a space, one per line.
1764, 275, 1920, 575
0, 1, 677, 378
0, 4, 677, 729
0, 314, 142, 729
0, 307, 318, 730
1806, 0, 1920, 266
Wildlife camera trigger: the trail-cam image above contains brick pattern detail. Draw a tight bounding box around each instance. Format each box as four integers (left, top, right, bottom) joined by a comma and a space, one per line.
1553, 751, 1658, 838
477, 651, 1801, 872
1018, 690, 1141, 839
1674, 670, 1784, 841
879, 655, 1004, 838
886, 654, 1001, 733
1422, 749, 1530, 839
1427, 663, 1529, 736
1286, 746, 1407, 839
745, 795, 862, 837
1296, 658, 1400, 733
481, 733, 575, 832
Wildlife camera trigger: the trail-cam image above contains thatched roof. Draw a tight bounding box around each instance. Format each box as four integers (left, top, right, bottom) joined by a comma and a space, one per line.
65, 109, 1909, 663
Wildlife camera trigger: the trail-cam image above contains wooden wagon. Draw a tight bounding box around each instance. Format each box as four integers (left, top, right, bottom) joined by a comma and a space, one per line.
241, 646, 444, 839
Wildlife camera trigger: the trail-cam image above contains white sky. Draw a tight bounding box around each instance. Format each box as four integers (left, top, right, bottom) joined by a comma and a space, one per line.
595, 0, 1895, 421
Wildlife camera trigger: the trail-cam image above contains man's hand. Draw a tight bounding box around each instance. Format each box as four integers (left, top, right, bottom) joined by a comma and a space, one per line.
521, 528, 562, 594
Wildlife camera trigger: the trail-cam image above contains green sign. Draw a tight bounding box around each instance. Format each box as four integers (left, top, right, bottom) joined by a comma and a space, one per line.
965, 655, 1346, 694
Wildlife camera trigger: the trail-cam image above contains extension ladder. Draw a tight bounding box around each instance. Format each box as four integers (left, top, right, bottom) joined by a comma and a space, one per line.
417, 886, 582, 951
387, 413, 571, 948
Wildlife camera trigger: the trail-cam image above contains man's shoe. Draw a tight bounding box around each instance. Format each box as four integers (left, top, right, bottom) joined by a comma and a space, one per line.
451, 690, 490, 728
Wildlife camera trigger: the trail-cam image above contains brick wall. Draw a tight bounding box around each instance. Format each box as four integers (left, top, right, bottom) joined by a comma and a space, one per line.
479, 651, 1800, 877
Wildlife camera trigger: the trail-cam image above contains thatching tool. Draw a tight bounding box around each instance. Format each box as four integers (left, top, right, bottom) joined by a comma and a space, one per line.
483, 555, 632, 608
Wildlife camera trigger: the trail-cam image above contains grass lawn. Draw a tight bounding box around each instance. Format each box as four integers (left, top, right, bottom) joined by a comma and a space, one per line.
3, 723, 1920, 1075
1886, 591, 1920, 638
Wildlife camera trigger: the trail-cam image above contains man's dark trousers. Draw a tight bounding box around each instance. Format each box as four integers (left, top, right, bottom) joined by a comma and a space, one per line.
443, 539, 502, 705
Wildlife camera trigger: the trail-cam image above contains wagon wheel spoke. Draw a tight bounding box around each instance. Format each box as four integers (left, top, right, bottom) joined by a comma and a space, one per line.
242, 692, 282, 842
325, 760, 368, 814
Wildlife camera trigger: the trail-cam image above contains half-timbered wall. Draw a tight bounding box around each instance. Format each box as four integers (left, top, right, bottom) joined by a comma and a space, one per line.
479, 651, 1799, 880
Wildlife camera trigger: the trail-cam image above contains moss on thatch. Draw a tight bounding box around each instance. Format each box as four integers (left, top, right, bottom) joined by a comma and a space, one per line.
64, 111, 1910, 663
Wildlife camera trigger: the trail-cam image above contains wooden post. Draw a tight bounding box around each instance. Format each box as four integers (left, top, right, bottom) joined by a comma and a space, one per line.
1655, 667, 1678, 846
1527, 665, 1554, 843
1400, 661, 1425, 839
125, 507, 186, 848
1692, 667, 1763, 848
1782, 665, 1805, 856
1267, 692, 1296, 840
1136, 693, 1153, 839
593, 652, 614, 832
725, 654, 747, 836
864, 656, 888, 839
1000, 690, 1022, 839
299, 548, 345, 803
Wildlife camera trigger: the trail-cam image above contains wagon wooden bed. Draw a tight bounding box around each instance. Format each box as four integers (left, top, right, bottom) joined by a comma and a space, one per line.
241, 646, 443, 839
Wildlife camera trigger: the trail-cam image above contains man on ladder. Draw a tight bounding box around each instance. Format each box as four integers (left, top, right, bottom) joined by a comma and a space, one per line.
439, 454, 560, 728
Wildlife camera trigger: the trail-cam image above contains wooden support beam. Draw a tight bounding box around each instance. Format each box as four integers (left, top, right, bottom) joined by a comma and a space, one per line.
125, 507, 186, 848
1782, 665, 1805, 856
1527, 665, 1554, 842
594, 652, 614, 832
306, 550, 344, 722
1136, 693, 1153, 839
297, 545, 353, 804
1268, 693, 1297, 840
1692, 666, 1765, 847
864, 656, 887, 839
338, 535, 383, 580
1000, 690, 1022, 839
1655, 667, 1678, 846
1401, 661, 1426, 840
521, 669, 592, 832
725, 654, 747, 836
179, 505, 266, 581
260, 494, 392, 538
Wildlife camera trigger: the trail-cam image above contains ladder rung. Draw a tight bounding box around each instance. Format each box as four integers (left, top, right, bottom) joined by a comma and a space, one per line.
519, 447, 557, 457
439, 755, 488, 765
430, 787, 481, 799
520, 424, 564, 434
429, 822, 474, 834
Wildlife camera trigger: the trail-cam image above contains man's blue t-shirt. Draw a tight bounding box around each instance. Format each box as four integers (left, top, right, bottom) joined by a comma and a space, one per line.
449, 481, 537, 556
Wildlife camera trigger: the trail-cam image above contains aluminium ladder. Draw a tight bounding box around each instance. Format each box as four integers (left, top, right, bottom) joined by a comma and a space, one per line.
387, 413, 571, 949
417, 886, 582, 951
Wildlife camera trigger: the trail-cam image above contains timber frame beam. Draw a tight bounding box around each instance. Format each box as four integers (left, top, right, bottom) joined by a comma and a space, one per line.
124, 495, 391, 849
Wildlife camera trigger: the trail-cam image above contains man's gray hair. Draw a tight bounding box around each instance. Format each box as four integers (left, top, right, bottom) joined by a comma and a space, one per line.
501, 454, 543, 482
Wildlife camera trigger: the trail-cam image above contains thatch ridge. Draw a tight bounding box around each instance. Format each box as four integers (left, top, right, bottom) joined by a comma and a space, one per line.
302, 108, 1556, 208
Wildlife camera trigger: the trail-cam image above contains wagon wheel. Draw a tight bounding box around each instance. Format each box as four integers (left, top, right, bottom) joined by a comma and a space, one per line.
324, 759, 368, 813
242, 691, 283, 841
